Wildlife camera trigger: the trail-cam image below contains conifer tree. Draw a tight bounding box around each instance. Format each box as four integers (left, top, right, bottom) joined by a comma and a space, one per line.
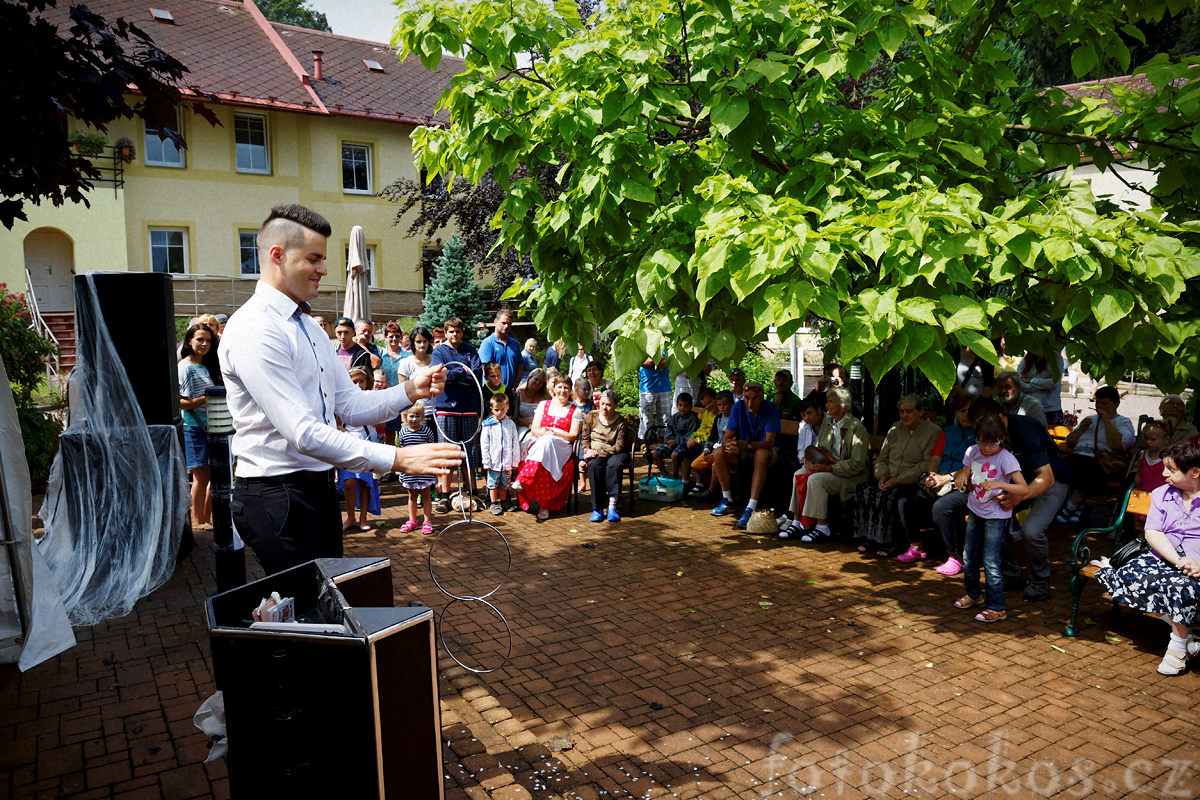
419, 236, 487, 338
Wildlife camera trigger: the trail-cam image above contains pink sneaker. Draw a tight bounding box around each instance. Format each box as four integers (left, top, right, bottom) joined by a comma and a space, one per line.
896, 545, 927, 563
936, 557, 963, 576
421, 520, 434, 535
399, 519, 417, 533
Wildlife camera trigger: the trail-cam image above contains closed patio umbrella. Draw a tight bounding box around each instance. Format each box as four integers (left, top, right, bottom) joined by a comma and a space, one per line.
343, 225, 370, 322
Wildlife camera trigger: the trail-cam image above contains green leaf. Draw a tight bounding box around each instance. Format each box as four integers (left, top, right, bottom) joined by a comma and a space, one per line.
1092, 288, 1135, 330
877, 19, 907, 59
899, 297, 938, 323
1071, 44, 1098, 79
1063, 292, 1092, 334
711, 97, 750, 136
747, 58, 788, 83
956, 330, 997, 364
710, 330, 736, 360
613, 333, 644, 378
914, 349, 956, 398
621, 179, 656, 204
944, 141, 985, 167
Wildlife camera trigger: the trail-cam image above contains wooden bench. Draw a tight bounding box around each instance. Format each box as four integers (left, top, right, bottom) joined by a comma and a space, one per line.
1064, 482, 1153, 636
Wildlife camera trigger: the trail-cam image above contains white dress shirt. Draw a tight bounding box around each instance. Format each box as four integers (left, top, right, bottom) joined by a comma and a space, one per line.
222, 283, 416, 477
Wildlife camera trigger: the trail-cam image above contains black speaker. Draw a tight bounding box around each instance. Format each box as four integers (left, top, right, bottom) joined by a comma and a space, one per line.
75, 273, 179, 425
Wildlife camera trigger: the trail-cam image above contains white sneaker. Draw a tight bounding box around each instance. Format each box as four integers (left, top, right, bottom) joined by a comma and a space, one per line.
1158, 647, 1189, 676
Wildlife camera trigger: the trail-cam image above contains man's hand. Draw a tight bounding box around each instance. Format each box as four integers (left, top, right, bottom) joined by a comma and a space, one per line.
392, 443, 464, 475
406, 364, 447, 400
998, 482, 1030, 511
722, 441, 739, 456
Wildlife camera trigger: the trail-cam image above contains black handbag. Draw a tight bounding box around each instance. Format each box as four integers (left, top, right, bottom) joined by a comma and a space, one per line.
1109, 536, 1150, 570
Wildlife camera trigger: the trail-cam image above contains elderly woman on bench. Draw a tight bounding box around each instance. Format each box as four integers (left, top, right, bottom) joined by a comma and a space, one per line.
1096, 441, 1200, 676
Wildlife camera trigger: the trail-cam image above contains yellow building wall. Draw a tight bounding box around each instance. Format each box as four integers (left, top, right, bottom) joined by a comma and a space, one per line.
0, 107, 440, 300
0, 185, 128, 293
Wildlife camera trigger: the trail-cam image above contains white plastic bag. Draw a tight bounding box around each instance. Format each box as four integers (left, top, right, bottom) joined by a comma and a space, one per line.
193, 690, 228, 763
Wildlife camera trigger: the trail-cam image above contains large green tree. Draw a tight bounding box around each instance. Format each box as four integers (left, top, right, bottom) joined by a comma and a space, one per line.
393, 0, 1200, 395
255, 0, 331, 32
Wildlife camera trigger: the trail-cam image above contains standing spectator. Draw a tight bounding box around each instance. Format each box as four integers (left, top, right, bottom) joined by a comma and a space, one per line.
994, 371, 1047, 426
1159, 395, 1199, 444
311, 315, 336, 342
967, 398, 1071, 602
478, 309, 525, 389
480, 393, 521, 515
520, 337, 540, 378
397, 403, 437, 535
581, 390, 634, 522
337, 367, 382, 532
179, 323, 216, 530
397, 326, 436, 435
584, 361, 613, 405
638, 353, 673, 449
1019, 350, 1064, 425
355, 319, 382, 361
516, 368, 550, 441
955, 347, 986, 399
544, 338, 565, 371
335, 316, 379, 371
952, 414, 1027, 623
674, 362, 713, 406
728, 366, 747, 402
568, 343, 593, 384
431, 317, 484, 511
380, 322, 408, 451
1056, 386, 1136, 524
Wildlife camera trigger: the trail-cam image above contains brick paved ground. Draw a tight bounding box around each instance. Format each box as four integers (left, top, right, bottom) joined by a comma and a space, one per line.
3, 481, 1200, 799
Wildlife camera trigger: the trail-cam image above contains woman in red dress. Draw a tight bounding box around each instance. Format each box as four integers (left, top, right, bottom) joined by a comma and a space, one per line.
513, 374, 583, 521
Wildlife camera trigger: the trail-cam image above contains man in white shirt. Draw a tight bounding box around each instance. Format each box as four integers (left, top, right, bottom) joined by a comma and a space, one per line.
222, 204, 463, 574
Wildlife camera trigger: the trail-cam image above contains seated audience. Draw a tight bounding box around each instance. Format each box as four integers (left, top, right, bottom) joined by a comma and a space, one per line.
514, 374, 582, 521
1138, 420, 1170, 495
653, 392, 699, 479
1056, 386, 1135, 524
1096, 441, 1200, 676
795, 387, 870, 542
516, 368, 550, 441
994, 370, 1046, 426
1159, 395, 1199, 444
710, 382, 781, 529
895, 393, 975, 575
581, 390, 634, 522
778, 398, 826, 540
854, 394, 944, 558
689, 390, 734, 498
584, 361, 613, 404
572, 378, 594, 415
682, 387, 718, 493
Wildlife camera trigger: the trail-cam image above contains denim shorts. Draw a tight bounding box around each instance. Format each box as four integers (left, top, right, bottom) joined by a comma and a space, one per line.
183, 425, 209, 471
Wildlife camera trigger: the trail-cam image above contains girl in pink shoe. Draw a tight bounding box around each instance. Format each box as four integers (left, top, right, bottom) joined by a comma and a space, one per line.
398, 403, 437, 535
952, 415, 1027, 622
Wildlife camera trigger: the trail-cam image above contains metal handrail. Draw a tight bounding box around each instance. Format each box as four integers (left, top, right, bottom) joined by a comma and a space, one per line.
170, 273, 425, 320
24, 269, 61, 386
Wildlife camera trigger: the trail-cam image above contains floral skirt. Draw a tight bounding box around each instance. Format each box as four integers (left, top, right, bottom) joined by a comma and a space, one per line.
1095, 548, 1200, 626
854, 483, 898, 546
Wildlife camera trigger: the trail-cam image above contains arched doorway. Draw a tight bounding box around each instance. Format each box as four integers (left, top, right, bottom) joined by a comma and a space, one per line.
23, 228, 75, 312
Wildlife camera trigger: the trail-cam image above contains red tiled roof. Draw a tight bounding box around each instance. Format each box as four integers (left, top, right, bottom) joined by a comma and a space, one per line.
37, 0, 459, 124
1054, 73, 1156, 105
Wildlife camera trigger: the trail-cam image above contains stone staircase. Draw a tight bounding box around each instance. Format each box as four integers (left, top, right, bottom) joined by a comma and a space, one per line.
42, 312, 76, 372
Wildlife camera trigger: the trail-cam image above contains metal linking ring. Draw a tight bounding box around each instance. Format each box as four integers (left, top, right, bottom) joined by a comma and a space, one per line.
424, 354, 513, 673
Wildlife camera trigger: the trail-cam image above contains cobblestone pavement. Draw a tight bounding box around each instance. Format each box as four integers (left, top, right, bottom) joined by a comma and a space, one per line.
3, 481, 1199, 799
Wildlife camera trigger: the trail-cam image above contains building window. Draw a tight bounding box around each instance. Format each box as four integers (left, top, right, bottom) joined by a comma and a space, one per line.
144, 114, 185, 168
239, 231, 259, 275
234, 114, 269, 174
149, 228, 188, 274
342, 144, 371, 194
345, 244, 376, 287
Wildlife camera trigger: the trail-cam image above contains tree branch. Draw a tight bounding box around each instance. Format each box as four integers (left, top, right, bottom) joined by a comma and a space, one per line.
960, 0, 1009, 64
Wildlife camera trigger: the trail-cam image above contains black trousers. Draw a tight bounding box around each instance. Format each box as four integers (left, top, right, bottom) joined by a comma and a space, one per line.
232, 470, 341, 575
586, 452, 630, 510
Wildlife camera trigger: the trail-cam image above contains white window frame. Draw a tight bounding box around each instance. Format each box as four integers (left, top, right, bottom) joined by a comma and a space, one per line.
234, 113, 270, 174
239, 230, 260, 276
345, 244, 377, 287
144, 112, 185, 168
341, 143, 372, 194
148, 228, 188, 274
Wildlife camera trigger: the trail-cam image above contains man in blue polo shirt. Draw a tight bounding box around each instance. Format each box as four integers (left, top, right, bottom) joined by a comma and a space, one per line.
477, 309, 524, 388
711, 381, 781, 528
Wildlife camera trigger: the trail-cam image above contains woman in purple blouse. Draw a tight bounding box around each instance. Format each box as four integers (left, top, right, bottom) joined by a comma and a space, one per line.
1097, 441, 1200, 676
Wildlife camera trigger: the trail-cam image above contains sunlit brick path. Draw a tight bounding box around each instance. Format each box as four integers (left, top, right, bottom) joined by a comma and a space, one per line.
4, 484, 1199, 798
